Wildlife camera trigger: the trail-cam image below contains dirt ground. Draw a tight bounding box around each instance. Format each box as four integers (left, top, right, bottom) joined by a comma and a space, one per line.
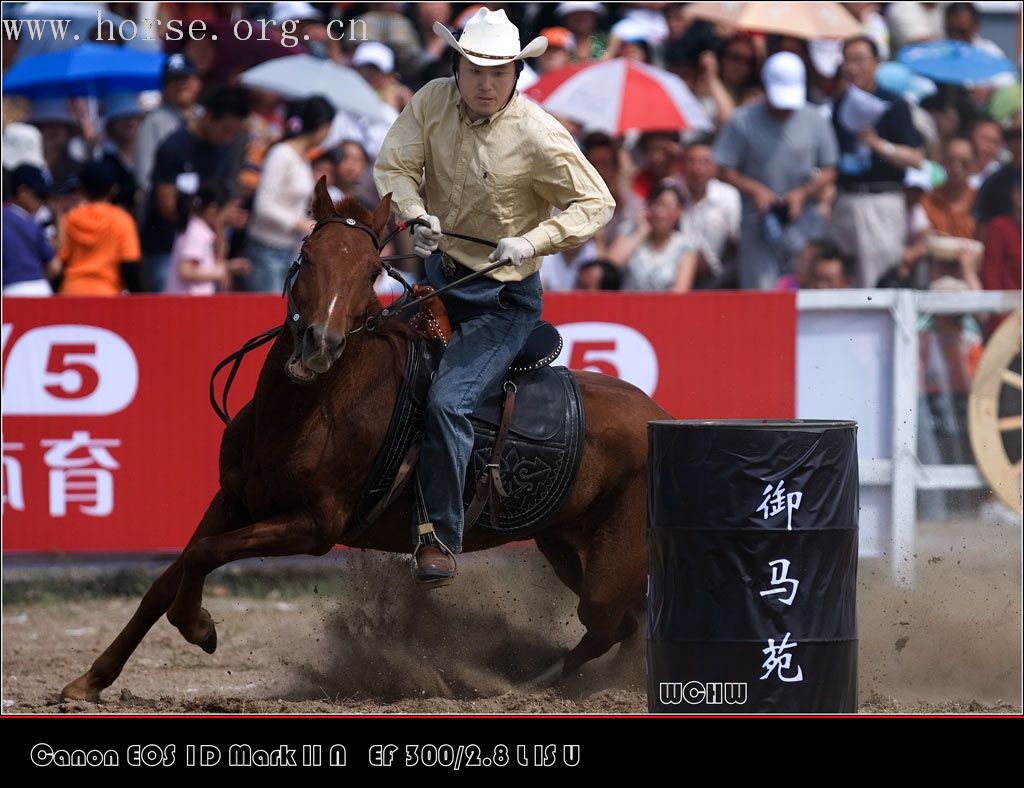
3, 513, 1021, 715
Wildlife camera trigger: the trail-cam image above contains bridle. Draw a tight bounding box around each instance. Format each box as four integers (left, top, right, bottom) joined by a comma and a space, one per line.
282, 214, 418, 344
210, 215, 506, 425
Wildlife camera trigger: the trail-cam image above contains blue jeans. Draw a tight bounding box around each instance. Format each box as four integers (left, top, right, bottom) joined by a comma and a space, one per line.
143, 251, 172, 293
417, 252, 543, 554
244, 237, 297, 293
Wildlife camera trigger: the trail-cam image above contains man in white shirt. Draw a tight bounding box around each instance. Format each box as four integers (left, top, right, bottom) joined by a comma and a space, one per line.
673, 139, 740, 285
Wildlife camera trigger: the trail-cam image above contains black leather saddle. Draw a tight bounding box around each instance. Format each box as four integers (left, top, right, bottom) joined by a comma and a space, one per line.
351, 322, 584, 540
509, 320, 563, 374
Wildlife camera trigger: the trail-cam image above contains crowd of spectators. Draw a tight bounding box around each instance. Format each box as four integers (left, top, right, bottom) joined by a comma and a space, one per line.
2, 1, 1020, 302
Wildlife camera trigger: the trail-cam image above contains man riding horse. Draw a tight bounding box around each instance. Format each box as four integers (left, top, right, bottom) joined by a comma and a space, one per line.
374, 7, 615, 586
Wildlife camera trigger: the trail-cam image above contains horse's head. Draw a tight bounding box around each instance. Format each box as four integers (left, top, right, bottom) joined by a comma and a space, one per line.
283, 176, 393, 383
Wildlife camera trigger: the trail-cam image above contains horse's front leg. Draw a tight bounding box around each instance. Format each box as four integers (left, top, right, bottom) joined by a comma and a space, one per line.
165, 512, 332, 651
60, 491, 236, 702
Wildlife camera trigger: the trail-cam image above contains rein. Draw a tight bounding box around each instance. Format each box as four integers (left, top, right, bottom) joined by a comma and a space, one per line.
209, 216, 504, 425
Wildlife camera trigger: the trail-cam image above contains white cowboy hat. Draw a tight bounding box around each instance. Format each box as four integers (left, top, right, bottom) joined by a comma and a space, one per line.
433, 7, 547, 67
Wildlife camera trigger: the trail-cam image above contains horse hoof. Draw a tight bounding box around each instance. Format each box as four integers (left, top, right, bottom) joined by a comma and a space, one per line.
196, 607, 218, 654
61, 674, 102, 703
170, 606, 218, 653
201, 627, 218, 654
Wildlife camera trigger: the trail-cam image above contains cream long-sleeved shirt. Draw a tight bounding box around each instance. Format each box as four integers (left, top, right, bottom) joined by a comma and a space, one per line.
248, 141, 314, 250
373, 78, 615, 283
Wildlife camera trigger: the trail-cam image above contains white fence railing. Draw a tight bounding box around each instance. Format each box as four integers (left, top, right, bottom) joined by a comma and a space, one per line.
796, 289, 1021, 585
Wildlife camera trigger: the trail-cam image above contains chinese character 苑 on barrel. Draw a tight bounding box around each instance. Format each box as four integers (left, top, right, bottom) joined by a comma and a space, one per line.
646, 420, 858, 713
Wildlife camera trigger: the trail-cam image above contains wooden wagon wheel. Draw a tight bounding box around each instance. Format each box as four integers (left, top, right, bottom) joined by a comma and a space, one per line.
968, 309, 1022, 515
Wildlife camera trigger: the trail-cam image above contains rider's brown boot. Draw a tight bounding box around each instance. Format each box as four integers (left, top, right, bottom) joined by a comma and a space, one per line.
412, 545, 456, 588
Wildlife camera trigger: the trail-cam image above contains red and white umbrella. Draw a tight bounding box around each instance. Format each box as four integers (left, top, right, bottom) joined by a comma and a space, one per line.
524, 58, 712, 136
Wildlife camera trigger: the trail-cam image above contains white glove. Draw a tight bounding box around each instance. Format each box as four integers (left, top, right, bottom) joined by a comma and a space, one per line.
412, 214, 442, 258
489, 236, 535, 267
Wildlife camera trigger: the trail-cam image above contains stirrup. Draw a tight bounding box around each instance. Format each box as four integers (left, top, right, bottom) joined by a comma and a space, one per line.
413, 522, 455, 555
411, 522, 457, 588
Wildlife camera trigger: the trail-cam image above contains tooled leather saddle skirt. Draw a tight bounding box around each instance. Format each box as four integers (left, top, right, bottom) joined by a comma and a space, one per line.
350, 324, 585, 540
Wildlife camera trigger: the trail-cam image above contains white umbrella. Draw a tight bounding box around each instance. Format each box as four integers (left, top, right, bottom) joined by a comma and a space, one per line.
525, 59, 712, 136
239, 55, 391, 125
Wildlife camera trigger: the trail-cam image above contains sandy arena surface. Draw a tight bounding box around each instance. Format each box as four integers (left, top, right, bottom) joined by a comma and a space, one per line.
3, 514, 1021, 715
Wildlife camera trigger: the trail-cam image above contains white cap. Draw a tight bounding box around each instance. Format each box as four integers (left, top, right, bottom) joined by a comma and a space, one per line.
270, 2, 322, 25
353, 41, 395, 73
556, 2, 605, 17
2, 122, 46, 170
762, 52, 806, 111
611, 17, 650, 44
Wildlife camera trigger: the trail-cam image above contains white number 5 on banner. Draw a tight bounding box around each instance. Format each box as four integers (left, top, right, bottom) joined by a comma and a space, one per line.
554, 322, 659, 396
2, 325, 139, 415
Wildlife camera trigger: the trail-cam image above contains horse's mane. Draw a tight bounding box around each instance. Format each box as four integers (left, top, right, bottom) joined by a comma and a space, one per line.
333, 196, 375, 226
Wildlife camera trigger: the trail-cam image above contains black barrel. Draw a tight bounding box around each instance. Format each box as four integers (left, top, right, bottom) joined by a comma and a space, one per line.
646, 420, 858, 713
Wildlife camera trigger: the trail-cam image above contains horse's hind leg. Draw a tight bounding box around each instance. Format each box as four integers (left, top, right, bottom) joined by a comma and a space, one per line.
165, 513, 329, 649
526, 483, 646, 687
61, 491, 234, 702
561, 480, 647, 678
517, 535, 586, 689
535, 534, 584, 595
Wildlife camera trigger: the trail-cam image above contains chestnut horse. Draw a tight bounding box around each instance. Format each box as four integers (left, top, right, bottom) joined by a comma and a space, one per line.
61, 180, 671, 703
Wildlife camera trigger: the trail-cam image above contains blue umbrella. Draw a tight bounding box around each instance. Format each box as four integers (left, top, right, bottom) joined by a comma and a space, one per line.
897, 41, 1015, 85
2, 44, 165, 98
876, 61, 937, 102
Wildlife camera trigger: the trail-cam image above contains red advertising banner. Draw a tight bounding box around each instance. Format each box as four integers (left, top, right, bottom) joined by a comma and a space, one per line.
2, 292, 794, 553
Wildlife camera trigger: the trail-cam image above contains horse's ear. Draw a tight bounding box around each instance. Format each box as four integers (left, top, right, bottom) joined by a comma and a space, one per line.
310, 175, 337, 221
370, 192, 393, 237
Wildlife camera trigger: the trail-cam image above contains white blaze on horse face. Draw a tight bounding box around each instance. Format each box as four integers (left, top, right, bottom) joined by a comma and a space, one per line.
323, 294, 339, 345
